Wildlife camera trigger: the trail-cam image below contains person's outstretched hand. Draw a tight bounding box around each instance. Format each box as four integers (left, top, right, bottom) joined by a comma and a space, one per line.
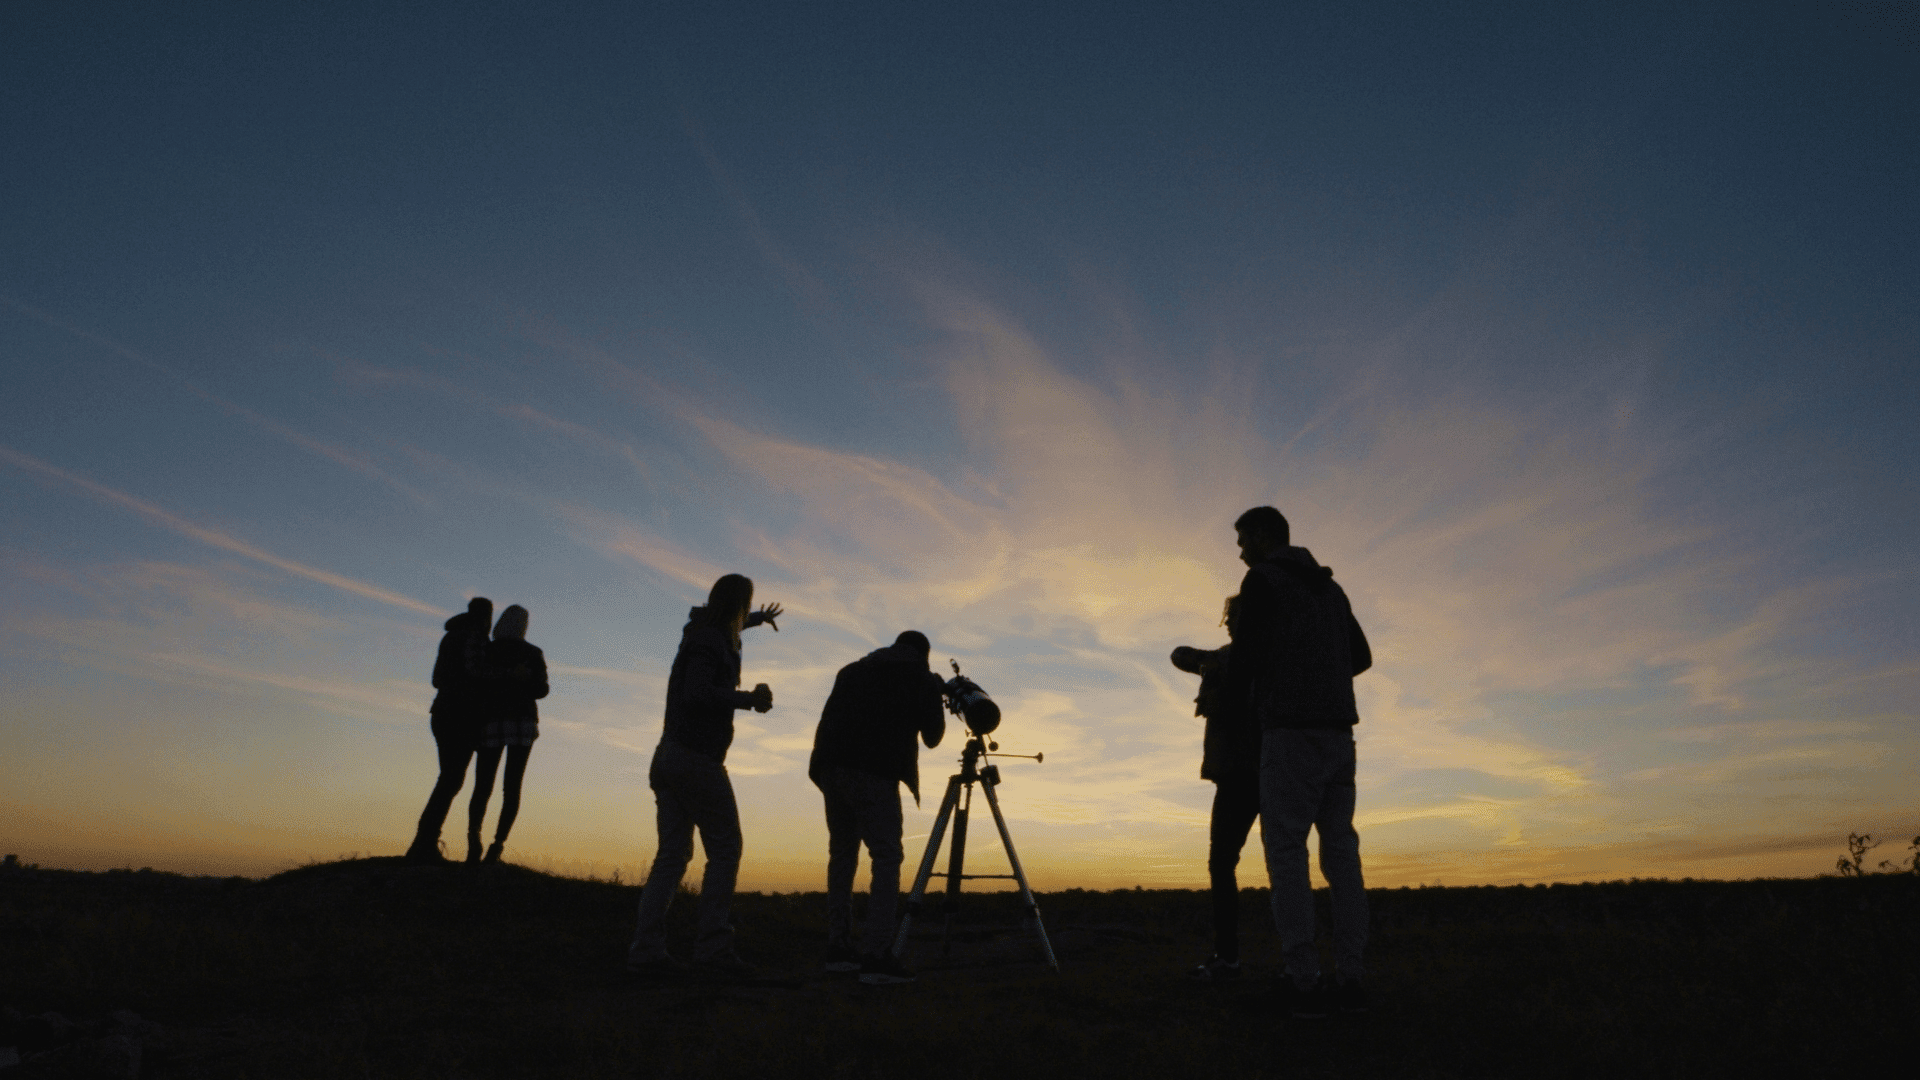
1170, 646, 1209, 675
744, 602, 783, 631
749, 683, 774, 713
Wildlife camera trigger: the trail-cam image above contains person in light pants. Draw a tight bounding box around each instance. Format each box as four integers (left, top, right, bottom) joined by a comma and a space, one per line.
1230, 505, 1373, 1017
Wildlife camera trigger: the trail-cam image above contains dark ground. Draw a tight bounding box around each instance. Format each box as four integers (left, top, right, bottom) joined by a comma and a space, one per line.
1, 856, 1914, 1079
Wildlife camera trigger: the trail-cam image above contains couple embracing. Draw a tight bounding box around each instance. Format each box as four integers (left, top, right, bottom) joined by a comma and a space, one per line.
405, 596, 550, 865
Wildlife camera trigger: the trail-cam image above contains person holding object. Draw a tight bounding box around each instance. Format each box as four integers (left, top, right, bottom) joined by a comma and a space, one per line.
1232, 505, 1373, 1018
1169, 594, 1261, 982
405, 596, 494, 862
808, 630, 947, 985
628, 574, 781, 979
467, 604, 548, 865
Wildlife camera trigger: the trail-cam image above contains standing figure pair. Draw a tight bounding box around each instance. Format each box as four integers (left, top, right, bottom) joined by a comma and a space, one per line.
405, 598, 549, 864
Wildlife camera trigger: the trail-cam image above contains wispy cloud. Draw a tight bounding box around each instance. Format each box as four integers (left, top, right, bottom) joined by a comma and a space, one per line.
0, 296, 429, 505
0, 443, 441, 616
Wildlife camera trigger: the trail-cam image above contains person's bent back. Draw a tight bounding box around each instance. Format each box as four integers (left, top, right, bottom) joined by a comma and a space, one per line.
809, 630, 945, 984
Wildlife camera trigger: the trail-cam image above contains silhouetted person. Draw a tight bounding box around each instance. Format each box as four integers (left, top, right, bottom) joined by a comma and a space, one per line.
467, 604, 548, 864
808, 630, 946, 984
1232, 505, 1372, 1017
406, 596, 493, 863
627, 574, 781, 978
1170, 594, 1260, 982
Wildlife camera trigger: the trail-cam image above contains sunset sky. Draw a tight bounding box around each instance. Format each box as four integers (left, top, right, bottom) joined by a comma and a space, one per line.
3, 2, 1915, 890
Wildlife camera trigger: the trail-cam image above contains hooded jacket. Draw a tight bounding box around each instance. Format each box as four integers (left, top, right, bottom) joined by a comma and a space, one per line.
661, 607, 760, 763
1232, 546, 1372, 730
429, 612, 488, 720
808, 643, 946, 804
481, 637, 549, 723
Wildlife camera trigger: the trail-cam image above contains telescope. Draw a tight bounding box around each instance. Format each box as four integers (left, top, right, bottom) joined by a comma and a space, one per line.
941, 660, 1001, 735
895, 660, 1056, 970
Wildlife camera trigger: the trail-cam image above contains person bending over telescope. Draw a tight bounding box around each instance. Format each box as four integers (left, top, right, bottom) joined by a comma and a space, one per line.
627, 574, 781, 979
1231, 505, 1372, 1019
1170, 594, 1260, 982
808, 631, 947, 985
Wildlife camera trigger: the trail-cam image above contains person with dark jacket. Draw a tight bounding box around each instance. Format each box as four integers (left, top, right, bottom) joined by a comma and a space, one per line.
405, 597, 493, 863
1232, 505, 1373, 1018
628, 574, 781, 978
1170, 594, 1261, 981
467, 604, 548, 865
808, 631, 946, 984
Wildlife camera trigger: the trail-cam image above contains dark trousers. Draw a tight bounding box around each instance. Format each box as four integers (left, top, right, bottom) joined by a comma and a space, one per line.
814, 764, 905, 957
414, 714, 479, 843
1208, 774, 1262, 962
471, 744, 533, 845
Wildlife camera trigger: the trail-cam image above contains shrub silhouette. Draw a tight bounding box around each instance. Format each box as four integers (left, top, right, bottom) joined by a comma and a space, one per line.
1835, 832, 1920, 876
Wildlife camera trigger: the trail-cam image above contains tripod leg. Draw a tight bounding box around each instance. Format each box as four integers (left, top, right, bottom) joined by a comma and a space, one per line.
892, 774, 962, 959
942, 785, 971, 956
980, 774, 1060, 971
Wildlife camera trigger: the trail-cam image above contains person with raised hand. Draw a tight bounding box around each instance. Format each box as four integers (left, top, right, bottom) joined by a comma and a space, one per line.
627, 574, 780, 979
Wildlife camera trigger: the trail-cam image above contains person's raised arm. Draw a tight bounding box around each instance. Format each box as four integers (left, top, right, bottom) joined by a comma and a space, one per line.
743, 602, 783, 632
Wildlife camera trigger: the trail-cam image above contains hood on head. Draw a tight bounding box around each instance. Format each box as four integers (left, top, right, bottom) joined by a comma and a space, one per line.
1273, 545, 1335, 581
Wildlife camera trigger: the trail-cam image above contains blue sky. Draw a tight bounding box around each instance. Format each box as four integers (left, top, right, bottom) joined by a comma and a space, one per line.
2, 1, 1915, 887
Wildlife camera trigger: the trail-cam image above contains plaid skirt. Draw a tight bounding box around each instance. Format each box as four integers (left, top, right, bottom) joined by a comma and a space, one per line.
482, 719, 539, 748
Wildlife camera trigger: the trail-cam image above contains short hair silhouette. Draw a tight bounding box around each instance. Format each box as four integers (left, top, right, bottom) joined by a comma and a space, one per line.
1234, 506, 1290, 546
468, 596, 494, 622
705, 574, 755, 623
894, 630, 931, 656
494, 604, 529, 640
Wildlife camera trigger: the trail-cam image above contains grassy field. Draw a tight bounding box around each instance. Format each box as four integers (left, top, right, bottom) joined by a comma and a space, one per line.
2, 856, 1914, 1078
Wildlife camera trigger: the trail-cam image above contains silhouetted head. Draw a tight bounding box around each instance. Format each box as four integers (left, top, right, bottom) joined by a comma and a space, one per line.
704, 574, 755, 635
894, 630, 931, 660
494, 604, 529, 641
1233, 506, 1290, 566
1221, 594, 1241, 633
468, 596, 494, 626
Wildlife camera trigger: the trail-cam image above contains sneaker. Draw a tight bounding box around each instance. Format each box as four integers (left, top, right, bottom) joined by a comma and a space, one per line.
1188, 955, 1242, 982
1273, 975, 1331, 1019
823, 943, 861, 973
1329, 978, 1369, 1015
857, 953, 916, 985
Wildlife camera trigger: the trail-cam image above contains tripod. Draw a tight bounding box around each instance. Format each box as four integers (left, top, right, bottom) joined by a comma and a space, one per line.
892, 732, 1059, 970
